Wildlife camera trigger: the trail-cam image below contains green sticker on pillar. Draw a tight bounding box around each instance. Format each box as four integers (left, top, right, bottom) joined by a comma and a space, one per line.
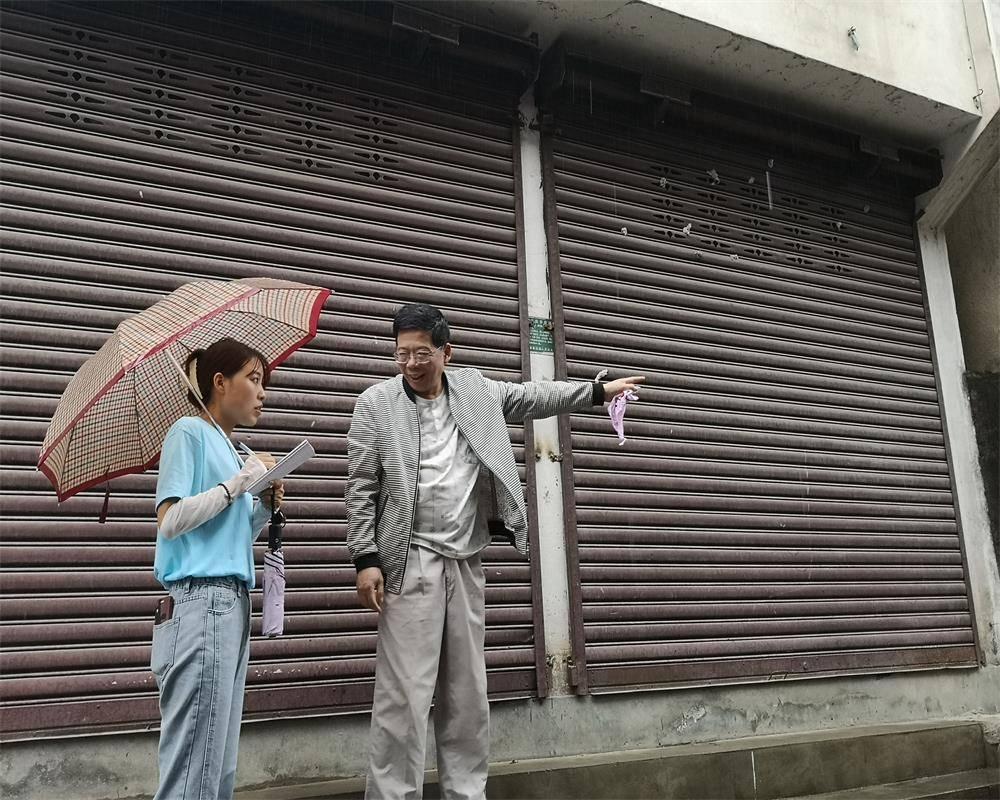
529, 317, 554, 352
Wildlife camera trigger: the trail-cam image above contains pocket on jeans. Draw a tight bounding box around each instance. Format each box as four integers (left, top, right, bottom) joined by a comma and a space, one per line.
150, 618, 180, 681
208, 587, 240, 615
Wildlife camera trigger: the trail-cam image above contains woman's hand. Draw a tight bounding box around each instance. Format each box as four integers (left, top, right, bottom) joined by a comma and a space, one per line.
264, 480, 284, 510
224, 454, 267, 497
252, 453, 284, 509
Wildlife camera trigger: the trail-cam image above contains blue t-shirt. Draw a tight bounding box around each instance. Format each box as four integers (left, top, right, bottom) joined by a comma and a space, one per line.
154, 416, 258, 588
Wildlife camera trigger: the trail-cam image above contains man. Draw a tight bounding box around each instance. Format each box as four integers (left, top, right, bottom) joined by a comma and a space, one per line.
346, 303, 644, 800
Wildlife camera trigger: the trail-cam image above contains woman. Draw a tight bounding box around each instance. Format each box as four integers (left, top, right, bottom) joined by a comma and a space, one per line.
151, 337, 284, 800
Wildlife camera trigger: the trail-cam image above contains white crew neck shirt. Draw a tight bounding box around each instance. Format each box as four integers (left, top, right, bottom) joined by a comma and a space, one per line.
410, 391, 490, 558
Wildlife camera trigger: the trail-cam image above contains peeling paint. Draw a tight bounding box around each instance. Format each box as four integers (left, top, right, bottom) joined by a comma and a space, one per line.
673, 703, 708, 733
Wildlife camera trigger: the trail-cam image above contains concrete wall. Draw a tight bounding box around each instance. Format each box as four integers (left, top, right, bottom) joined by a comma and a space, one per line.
427, 0, 983, 147
944, 161, 1000, 579
3, 667, 999, 799
653, 0, 1000, 172
938, 0, 1000, 172
993, 0, 1000, 62
945, 163, 1000, 375
918, 225, 1000, 669
649, 0, 981, 115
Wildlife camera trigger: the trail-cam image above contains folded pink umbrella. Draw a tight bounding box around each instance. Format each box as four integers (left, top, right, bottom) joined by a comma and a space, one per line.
262, 549, 285, 637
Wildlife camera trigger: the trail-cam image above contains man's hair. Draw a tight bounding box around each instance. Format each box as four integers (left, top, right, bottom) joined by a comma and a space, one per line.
392, 303, 450, 347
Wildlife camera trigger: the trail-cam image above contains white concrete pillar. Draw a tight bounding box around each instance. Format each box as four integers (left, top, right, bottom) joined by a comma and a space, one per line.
917, 220, 1000, 664
517, 90, 575, 695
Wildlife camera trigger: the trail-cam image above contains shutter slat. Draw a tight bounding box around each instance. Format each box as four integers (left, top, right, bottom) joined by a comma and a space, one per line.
584, 615, 973, 642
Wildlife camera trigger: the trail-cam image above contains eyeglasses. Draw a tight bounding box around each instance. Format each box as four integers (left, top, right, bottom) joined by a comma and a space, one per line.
392, 345, 443, 365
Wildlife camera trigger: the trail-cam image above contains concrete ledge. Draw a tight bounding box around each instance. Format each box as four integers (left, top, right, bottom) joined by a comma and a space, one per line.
785, 769, 1000, 800
234, 720, 993, 800
8, 667, 999, 800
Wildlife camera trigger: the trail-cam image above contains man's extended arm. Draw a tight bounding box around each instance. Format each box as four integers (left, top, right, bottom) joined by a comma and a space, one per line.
493, 375, 645, 423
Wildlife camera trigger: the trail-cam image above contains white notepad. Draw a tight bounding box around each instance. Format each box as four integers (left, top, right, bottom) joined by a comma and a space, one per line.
246, 440, 316, 496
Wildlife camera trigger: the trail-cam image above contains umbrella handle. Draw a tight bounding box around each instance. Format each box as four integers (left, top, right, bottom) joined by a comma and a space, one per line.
268, 487, 285, 551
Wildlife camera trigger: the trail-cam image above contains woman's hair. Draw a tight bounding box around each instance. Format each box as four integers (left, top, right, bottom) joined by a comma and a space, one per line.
184, 338, 270, 408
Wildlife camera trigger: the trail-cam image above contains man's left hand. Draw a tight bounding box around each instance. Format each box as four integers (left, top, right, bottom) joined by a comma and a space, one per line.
603, 375, 646, 401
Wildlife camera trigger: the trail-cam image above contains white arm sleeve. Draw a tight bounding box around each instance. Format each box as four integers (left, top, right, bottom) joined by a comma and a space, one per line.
158, 456, 268, 540
158, 485, 229, 540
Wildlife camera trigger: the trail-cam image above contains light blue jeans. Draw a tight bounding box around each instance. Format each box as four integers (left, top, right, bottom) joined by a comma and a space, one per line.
151, 577, 251, 800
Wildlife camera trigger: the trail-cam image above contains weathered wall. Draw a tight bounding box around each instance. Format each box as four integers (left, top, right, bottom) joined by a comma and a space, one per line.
649, 0, 981, 115
945, 161, 1000, 573
945, 163, 1000, 375
2, 667, 999, 799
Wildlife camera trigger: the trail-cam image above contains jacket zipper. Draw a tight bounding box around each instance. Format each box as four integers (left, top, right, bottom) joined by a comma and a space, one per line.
398, 400, 420, 590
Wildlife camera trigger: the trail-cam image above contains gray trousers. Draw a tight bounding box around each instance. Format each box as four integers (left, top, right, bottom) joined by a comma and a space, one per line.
151, 577, 251, 800
365, 545, 489, 800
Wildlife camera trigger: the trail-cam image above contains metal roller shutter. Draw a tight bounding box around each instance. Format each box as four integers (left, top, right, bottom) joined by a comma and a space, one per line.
0, 1, 543, 738
540, 90, 979, 693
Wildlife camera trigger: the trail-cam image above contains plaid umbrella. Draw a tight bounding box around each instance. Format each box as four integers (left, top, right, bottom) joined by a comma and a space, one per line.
38, 277, 330, 501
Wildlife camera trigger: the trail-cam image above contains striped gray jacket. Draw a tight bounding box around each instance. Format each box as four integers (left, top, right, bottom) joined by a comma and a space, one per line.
346, 368, 602, 594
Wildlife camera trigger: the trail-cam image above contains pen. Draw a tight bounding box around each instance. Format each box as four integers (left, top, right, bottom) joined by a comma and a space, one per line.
237, 442, 255, 459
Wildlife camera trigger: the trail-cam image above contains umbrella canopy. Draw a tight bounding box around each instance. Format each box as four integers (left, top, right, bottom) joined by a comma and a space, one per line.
39, 277, 330, 501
